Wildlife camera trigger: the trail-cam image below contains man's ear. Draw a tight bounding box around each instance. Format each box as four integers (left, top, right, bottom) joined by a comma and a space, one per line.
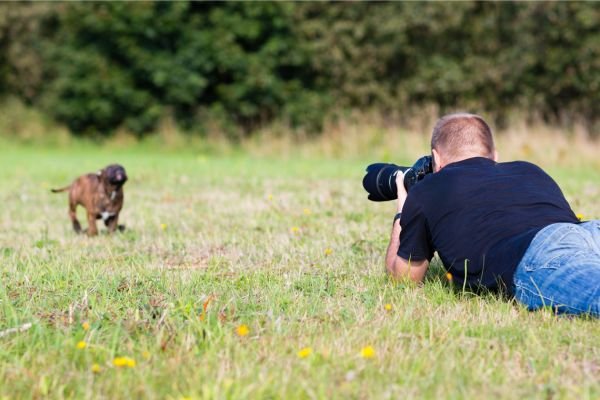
432, 148, 443, 172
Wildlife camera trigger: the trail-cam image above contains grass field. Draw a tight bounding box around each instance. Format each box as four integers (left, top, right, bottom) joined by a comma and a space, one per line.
0, 132, 599, 399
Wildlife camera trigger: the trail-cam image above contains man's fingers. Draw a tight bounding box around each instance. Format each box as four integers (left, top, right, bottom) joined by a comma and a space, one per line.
395, 170, 405, 186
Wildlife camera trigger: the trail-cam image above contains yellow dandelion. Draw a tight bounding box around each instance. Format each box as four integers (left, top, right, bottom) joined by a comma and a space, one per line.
91, 363, 102, 373
113, 357, 127, 367
297, 347, 313, 358
303, 208, 312, 216
384, 303, 392, 311
82, 321, 90, 331
267, 194, 274, 201
324, 248, 333, 256
76, 341, 87, 350
446, 272, 453, 281
113, 356, 136, 368
360, 346, 376, 359
160, 223, 167, 230
236, 324, 250, 337
142, 350, 151, 360
290, 226, 300, 234
576, 213, 584, 221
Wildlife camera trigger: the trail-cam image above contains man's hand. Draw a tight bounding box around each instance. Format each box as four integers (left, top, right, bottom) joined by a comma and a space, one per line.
395, 170, 408, 213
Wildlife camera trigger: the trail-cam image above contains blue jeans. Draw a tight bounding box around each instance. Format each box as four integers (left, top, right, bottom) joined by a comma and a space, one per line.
513, 220, 600, 317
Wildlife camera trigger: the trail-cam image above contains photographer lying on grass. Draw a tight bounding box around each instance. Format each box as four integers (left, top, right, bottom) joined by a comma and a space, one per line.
385, 113, 600, 317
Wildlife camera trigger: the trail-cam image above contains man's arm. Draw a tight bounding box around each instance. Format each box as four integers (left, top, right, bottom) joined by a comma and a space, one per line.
385, 216, 429, 282
384, 171, 430, 282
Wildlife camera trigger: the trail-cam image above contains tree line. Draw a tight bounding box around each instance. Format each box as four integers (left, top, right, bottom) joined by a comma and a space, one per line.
0, 2, 598, 137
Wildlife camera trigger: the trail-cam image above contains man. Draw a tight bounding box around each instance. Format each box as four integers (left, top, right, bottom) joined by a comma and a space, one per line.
385, 113, 600, 317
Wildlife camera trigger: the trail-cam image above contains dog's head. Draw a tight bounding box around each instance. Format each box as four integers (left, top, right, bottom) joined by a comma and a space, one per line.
101, 164, 128, 187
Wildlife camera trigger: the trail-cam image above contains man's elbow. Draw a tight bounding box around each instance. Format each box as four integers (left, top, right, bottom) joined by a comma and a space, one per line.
386, 257, 409, 280
386, 257, 427, 283
408, 267, 425, 283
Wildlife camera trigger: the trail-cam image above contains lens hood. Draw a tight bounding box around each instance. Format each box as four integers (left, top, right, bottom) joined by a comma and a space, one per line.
362, 163, 405, 201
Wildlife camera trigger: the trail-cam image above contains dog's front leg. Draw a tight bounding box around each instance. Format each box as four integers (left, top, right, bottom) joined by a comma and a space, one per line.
86, 212, 98, 236
105, 214, 121, 233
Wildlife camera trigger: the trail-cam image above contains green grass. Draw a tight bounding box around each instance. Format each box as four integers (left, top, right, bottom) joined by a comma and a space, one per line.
0, 142, 599, 399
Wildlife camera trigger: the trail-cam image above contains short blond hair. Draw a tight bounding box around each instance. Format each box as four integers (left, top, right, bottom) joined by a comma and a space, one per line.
431, 113, 495, 160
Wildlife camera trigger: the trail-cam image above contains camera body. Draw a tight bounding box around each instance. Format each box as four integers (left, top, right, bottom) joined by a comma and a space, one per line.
362, 156, 433, 201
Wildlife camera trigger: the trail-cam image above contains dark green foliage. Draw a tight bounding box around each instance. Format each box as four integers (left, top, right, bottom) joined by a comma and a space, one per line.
37, 2, 324, 136
296, 2, 599, 129
0, 3, 52, 101
0, 2, 598, 136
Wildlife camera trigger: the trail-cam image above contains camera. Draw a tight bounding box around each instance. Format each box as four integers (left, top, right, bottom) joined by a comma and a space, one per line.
362, 155, 433, 201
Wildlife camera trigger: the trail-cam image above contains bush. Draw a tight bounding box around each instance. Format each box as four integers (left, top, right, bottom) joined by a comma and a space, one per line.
0, 2, 598, 136
38, 2, 325, 136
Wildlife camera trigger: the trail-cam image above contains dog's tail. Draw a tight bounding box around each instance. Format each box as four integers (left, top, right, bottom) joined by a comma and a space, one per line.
51, 185, 71, 193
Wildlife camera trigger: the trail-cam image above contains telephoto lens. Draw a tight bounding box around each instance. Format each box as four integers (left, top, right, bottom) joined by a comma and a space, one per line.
362, 155, 433, 201
362, 163, 408, 201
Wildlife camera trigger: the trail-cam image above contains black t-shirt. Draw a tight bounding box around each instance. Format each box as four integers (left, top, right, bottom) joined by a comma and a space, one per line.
397, 157, 579, 294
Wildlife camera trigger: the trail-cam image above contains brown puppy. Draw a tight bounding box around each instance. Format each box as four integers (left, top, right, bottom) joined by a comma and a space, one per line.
52, 164, 128, 236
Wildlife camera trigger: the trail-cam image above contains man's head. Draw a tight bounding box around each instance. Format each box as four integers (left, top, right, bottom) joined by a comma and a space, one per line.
430, 113, 497, 172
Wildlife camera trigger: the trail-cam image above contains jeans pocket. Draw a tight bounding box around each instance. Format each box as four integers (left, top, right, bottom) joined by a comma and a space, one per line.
544, 254, 568, 270
524, 253, 563, 272
537, 251, 586, 271
523, 263, 536, 272
525, 226, 589, 271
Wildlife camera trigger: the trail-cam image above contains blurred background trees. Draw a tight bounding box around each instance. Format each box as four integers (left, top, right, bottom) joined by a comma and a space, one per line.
0, 1, 598, 137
